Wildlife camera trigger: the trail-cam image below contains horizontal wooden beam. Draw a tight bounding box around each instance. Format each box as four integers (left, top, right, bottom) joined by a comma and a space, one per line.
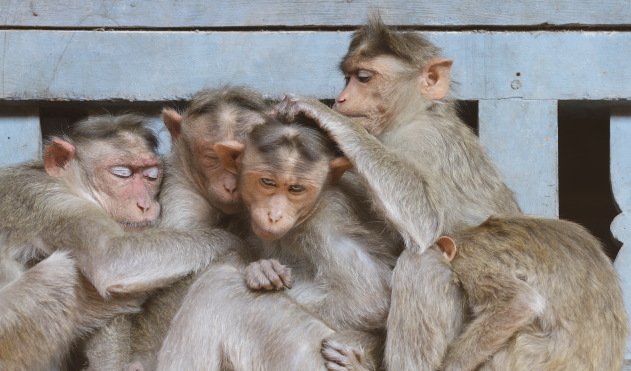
0, 31, 629, 102
1, 0, 630, 28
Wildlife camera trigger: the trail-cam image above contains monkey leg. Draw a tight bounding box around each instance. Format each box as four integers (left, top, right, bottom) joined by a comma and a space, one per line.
157, 263, 334, 371
82, 314, 133, 371
385, 248, 466, 371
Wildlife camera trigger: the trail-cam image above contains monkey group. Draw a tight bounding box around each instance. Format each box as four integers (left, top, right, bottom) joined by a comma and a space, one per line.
0, 13, 627, 371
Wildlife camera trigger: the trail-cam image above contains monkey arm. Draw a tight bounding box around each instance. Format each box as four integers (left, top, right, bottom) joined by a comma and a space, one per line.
277, 95, 444, 252
386, 248, 466, 371
0, 252, 142, 371
442, 277, 545, 371
80, 228, 245, 297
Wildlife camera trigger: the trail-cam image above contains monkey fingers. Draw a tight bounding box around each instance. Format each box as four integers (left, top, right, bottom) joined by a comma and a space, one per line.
321, 338, 367, 371
244, 259, 292, 290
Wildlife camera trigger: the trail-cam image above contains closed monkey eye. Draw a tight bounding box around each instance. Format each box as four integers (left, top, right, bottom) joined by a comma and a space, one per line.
143, 166, 160, 180
111, 166, 132, 178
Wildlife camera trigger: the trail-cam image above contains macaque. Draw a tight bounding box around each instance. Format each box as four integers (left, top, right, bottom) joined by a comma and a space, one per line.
0, 114, 168, 370
275, 14, 522, 368
156, 116, 398, 370
123, 86, 271, 369
429, 216, 627, 370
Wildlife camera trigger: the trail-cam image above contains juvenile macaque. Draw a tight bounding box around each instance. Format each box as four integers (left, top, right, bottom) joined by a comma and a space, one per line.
157, 116, 398, 370
275, 14, 522, 368
123, 86, 271, 369
430, 216, 627, 370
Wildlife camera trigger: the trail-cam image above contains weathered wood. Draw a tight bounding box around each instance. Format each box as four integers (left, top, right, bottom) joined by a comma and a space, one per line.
0, 31, 629, 102
478, 99, 558, 218
1, 0, 629, 28
0, 106, 41, 166
612, 107, 631, 362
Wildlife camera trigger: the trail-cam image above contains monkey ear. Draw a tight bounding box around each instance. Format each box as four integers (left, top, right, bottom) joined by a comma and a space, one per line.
44, 139, 76, 177
214, 141, 245, 175
435, 236, 457, 262
329, 157, 353, 184
162, 109, 183, 140
420, 58, 453, 100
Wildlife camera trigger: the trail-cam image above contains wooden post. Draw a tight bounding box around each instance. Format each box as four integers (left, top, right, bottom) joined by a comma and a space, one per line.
478, 99, 558, 217
0, 106, 41, 166
611, 107, 631, 367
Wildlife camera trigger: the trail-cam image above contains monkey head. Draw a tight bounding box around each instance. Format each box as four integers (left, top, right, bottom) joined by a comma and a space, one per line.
44, 115, 163, 229
216, 118, 352, 241
163, 88, 269, 215
333, 14, 453, 137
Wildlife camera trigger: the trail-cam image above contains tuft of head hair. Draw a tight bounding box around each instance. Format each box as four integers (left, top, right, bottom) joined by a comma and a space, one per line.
67, 113, 159, 153
249, 115, 339, 164
183, 85, 271, 142
341, 12, 441, 71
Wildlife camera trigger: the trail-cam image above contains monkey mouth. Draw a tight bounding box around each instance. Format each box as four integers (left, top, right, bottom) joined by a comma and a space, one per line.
252, 224, 287, 241
119, 221, 155, 228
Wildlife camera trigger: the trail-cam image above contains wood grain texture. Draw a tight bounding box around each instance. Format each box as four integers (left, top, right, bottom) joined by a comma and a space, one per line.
0, 0, 629, 28
479, 99, 558, 218
611, 107, 631, 361
0, 31, 629, 102
0, 106, 41, 166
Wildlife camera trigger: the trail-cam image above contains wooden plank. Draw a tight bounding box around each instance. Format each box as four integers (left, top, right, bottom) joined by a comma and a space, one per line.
612, 107, 631, 362
0, 31, 629, 102
1, 0, 629, 28
478, 99, 558, 218
0, 106, 41, 166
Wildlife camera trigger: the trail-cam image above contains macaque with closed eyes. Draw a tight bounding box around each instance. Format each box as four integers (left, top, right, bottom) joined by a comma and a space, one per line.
156, 116, 398, 370
0, 114, 171, 371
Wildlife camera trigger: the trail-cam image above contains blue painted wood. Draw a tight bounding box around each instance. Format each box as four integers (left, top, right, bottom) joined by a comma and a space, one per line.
1, 0, 629, 27
0, 31, 629, 102
0, 107, 41, 166
478, 99, 558, 218
611, 107, 631, 362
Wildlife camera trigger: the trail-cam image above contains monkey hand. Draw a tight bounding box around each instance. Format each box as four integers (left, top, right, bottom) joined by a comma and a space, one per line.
275, 95, 351, 138
321, 338, 369, 371
244, 259, 292, 291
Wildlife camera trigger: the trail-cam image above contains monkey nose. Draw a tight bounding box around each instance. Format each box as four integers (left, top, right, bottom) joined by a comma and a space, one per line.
137, 198, 152, 212
224, 183, 237, 194
267, 211, 282, 223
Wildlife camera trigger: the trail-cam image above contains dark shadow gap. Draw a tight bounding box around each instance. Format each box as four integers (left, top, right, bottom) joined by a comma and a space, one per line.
558, 101, 621, 260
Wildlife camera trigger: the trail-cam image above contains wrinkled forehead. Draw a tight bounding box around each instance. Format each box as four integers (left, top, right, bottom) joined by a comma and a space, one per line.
243, 146, 329, 182
85, 133, 160, 167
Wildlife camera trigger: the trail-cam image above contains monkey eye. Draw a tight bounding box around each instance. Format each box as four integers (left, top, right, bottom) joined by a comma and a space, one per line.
344, 76, 350, 86
260, 178, 277, 187
288, 185, 305, 193
143, 166, 160, 180
357, 70, 373, 83
110, 166, 132, 178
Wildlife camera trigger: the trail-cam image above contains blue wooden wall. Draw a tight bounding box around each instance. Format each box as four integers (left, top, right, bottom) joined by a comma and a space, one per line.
1, 0, 630, 365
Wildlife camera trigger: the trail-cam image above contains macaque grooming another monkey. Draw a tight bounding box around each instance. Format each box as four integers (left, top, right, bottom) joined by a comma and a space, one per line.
430, 216, 627, 370
275, 13, 521, 369
157, 116, 398, 370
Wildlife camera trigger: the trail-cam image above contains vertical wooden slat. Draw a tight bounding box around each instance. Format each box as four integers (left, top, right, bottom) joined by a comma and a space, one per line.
0, 106, 41, 166
478, 99, 558, 217
611, 107, 631, 366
